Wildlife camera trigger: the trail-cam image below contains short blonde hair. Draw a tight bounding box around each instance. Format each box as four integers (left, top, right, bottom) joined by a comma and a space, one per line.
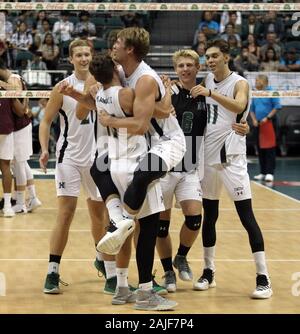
69, 39, 93, 57
172, 49, 200, 68
117, 27, 150, 61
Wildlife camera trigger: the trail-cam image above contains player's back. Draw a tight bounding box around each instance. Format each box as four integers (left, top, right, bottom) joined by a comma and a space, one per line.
56, 73, 96, 166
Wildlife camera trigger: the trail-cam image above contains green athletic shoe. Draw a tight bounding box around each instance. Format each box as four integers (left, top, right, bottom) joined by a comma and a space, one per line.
94, 259, 106, 278
104, 276, 117, 295
43, 272, 60, 294
152, 270, 168, 295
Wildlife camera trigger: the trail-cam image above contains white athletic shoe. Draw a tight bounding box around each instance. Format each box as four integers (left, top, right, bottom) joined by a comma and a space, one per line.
251, 274, 273, 299
3, 207, 15, 217
27, 197, 42, 212
193, 268, 216, 291
12, 204, 27, 214
97, 218, 135, 255
264, 174, 274, 182
254, 174, 265, 181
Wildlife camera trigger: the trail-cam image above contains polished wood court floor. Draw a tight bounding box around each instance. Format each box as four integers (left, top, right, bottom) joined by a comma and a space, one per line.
0, 180, 300, 314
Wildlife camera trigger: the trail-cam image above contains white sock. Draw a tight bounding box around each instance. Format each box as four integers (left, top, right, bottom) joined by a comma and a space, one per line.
203, 246, 215, 271
3, 193, 12, 209
116, 267, 128, 288
16, 191, 25, 206
253, 251, 269, 276
48, 262, 59, 274
139, 281, 153, 290
106, 198, 123, 223
27, 185, 36, 199
122, 207, 135, 220
104, 260, 116, 279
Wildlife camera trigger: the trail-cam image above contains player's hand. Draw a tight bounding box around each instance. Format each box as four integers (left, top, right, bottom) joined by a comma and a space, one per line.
99, 110, 111, 127
58, 81, 75, 96
89, 83, 101, 99
232, 120, 249, 136
170, 105, 176, 117
160, 75, 171, 89
190, 84, 210, 98
39, 150, 49, 173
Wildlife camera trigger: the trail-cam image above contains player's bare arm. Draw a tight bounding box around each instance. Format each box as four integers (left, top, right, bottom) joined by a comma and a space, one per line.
76, 76, 99, 120
101, 75, 156, 135
39, 85, 63, 173
190, 80, 249, 114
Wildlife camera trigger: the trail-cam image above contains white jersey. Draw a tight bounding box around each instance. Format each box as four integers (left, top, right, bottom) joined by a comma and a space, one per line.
204, 72, 250, 166
56, 74, 96, 166
95, 86, 147, 160
119, 61, 184, 146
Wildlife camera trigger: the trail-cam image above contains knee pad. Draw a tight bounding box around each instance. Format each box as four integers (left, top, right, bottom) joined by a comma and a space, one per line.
14, 160, 27, 186
184, 215, 202, 231
157, 220, 170, 238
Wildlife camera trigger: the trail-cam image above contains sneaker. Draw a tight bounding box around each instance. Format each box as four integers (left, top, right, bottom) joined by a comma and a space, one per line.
193, 268, 216, 291
152, 270, 168, 295
94, 259, 106, 278
173, 255, 193, 281
254, 174, 265, 181
251, 274, 273, 299
104, 276, 117, 295
134, 289, 178, 311
97, 218, 135, 255
264, 174, 274, 182
112, 286, 137, 305
27, 197, 42, 212
12, 204, 27, 214
3, 207, 15, 218
43, 272, 61, 294
162, 270, 177, 293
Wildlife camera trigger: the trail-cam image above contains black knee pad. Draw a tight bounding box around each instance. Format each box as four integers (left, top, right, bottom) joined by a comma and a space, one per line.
184, 215, 202, 231
157, 220, 170, 238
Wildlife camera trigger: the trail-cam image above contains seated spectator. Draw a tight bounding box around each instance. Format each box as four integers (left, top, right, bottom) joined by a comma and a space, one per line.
220, 11, 242, 34
243, 33, 260, 59
32, 10, 48, 37
241, 13, 263, 43
196, 42, 207, 71
27, 51, 47, 70
262, 11, 285, 41
53, 11, 74, 43
278, 48, 300, 72
121, 13, 142, 28
192, 31, 207, 50
234, 46, 259, 75
227, 34, 241, 59
197, 11, 219, 40
260, 32, 282, 60
260, 46, 280, 72
40, 32, 59, 70
0, 10, 13, 41
74, 11, 96, 37
220, 23, 241, 46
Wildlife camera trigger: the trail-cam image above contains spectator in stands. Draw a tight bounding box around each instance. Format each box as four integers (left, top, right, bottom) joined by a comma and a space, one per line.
278, 48, 300, 72
259, 32, 282, 60
27, 51, 47, 70
220, 11, 242, 34
13, 10, 33, 32
196, 42, 207, 71
241, 13, 263, 43
192, 31, 207, 50
38, 19, 54, 46
262, 11, 285, 41
74, 11, 96, 37
227, 34, 241, 59
53, 11, 74, 43
220, 23, 241, 46
32, 10, 48, 37
197, 11, 219, 41
121, 12, 142, 28
243, 34, 260, 59
260, 46, 280, 72
250, 75, 281, 183
0, 10, 13, 41
234, 46, 259, 75
40, 32, 59, 70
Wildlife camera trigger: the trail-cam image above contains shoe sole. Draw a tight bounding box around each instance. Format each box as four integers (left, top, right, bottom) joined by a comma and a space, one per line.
134, 301, 178, 311
43, 288, 60, 294
193, 280, 216, 291
97, 220, 135, 255
251, 289, 273, 299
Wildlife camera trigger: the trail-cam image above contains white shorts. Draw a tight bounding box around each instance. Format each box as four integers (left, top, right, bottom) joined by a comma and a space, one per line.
149, 136, 186, 172
202, 155, 252, 201
14, 123, 33, 162
110, 158, 165, 219
55, 162, 102, 201
0, 133, 14, 160
161, 169, 202, 210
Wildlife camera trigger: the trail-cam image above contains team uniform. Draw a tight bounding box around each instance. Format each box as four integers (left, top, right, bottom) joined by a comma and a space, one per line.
160, 84, 207, 210
119, 61, 186, 171
202, 72, 251, 201
0, 98, 14, 160
95, 85, 164, 219
55, 74, 101, 200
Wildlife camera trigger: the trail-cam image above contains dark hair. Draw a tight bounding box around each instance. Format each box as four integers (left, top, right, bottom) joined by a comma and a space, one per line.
206, 39, 230, 54
89, 52, 115, 85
